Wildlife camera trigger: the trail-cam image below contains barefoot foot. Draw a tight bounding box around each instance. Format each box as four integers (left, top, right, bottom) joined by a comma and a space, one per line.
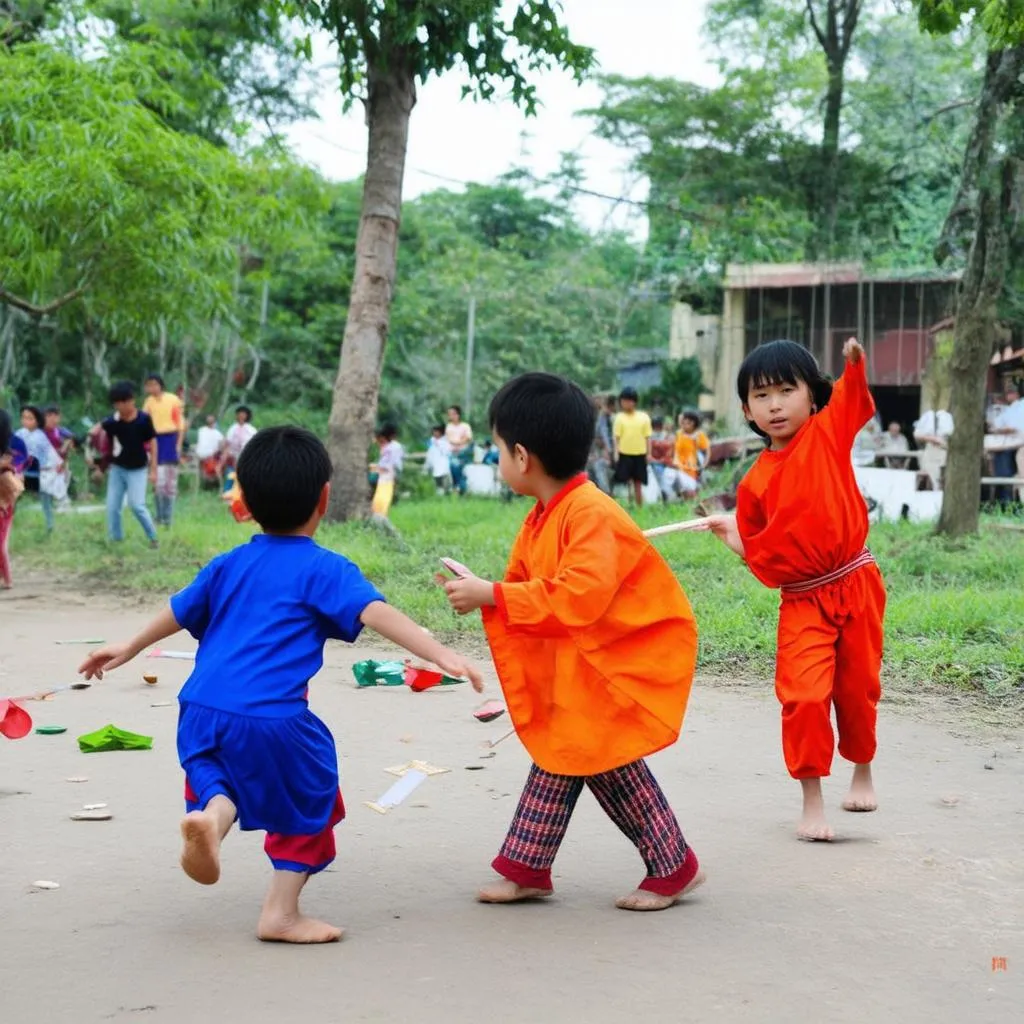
257, 913, 343, 944
180, 811, 221, 885
797, 777, 834, 841
477, 878, 553, 904
842, 763, 878, 812
615, 869, 707, 911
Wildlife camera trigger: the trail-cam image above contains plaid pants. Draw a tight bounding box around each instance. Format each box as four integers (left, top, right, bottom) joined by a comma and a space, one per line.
493, 759, 698, 897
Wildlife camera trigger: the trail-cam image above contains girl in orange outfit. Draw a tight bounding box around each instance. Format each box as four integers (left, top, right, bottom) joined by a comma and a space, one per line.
701, 338, 885, 841
444, 372, 703, 910
674, 409, 710, 484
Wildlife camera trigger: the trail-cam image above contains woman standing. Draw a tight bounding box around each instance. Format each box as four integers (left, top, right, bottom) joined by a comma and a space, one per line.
444, 405, 473, 496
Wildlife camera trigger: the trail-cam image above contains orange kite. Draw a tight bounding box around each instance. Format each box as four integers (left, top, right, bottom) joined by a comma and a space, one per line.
482, 475, 697, 776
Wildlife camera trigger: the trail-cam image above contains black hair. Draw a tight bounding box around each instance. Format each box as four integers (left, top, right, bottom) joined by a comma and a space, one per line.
44, 404, 61, 416
652, 415, 665, 429
448, 404, 462, 417
681, 408, 701, 426
431, 423, 444, 433
109, 381, 136, 404
145, 373, 165, 388
236, 425, 331, 533
236, 405, 252, 422
489, 372, 593, 481
20, 404, 44, 430
736, 340, 833, 439
619, 386, 638, 402
376, 422, 398, 441
0, 409, 11, 453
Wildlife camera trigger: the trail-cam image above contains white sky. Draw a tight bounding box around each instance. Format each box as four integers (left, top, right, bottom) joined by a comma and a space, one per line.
284, 0, 716, 232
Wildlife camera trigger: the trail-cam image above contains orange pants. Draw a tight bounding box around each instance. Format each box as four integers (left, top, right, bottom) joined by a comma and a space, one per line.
775, 563, 885, 779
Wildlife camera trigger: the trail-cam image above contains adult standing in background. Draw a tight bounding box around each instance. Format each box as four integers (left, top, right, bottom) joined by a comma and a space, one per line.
445, 405, 473, 496
988, 382, 1024, 506
143, 374, 185, 528
102, 381, 159, 549
913, 406, 954, 490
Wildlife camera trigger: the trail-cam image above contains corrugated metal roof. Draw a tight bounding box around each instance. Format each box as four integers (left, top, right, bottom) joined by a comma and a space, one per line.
724, 262, 962, 290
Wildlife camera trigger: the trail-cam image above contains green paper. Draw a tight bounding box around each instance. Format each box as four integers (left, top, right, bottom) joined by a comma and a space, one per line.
77, 724, 153, 753
352, 659, 406, 688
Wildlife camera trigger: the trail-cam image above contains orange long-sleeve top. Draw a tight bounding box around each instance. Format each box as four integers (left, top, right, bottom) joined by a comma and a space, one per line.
675, 430, 710, 479
735, 357, 876, 589
482, 475, 697, 776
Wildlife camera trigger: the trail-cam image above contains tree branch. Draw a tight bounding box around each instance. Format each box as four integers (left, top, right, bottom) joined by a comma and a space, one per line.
839, 0, 863, 61
0, 285, 85, 319
805, 0, 828, 50
921, 97, 977, 124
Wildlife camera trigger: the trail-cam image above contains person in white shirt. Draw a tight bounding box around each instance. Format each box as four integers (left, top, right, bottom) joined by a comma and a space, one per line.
425, 425, 452, 495
878, 421, 910, 469
913, 407, 954, 490
220, 405, 257, 472
195, 415, 225, 460
989, 384, 1024, 504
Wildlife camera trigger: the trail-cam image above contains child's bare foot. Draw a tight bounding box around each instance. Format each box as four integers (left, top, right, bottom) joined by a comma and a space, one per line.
257, 912, 343, 944
797, 777, 834, 841
180, 811, 221, 884
615, 869, 706, 911
842, 762, 878, 812
477, 878, 553, 903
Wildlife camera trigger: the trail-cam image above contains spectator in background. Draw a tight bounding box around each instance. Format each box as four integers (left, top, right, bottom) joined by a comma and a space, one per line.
988, 383, 1024, 507
0, 408, 25, 588
648, 416, 677, 501
195, 414, 225, 486
16, 404, 63, 533
370, 423, 402, 518
143, 374, 186, 528
43, 406, 75, 460
914, 406, 954, 490
613, 386, 652, 507
674, 410, 709, 494
588, 394, 615, 494
425, 424, 452, 495
221, 405, 257, 474
878, 421, 910, 469
445, 405, 473, 496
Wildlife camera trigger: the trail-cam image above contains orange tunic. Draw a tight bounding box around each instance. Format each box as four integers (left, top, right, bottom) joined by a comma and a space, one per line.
482, 475, 697, 776
674, 431, 709, 480
735, 358, 876, 589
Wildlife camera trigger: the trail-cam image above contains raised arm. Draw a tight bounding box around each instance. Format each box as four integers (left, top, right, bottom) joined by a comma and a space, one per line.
79, 607, 182, 679
820, 338, 875, 451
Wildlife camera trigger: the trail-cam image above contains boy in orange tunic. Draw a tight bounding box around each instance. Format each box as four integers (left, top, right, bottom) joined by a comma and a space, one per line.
444, 372, 704, 910
702, 338, 885, 841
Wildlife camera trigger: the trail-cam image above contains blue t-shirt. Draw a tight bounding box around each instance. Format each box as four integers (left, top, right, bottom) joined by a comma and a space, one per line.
171, 535, 385, 717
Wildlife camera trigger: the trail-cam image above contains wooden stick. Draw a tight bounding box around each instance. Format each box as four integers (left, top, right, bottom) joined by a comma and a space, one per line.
643, 518, 709, 538
485, 727, 517, 749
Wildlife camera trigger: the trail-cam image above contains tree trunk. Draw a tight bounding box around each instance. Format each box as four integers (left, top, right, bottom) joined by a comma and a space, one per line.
818, 62, 844, 258
937, 47, 1024, 538
325, 56, 416, 522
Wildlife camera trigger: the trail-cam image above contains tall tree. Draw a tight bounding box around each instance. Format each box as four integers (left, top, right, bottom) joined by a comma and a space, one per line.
258, 0, 593, 521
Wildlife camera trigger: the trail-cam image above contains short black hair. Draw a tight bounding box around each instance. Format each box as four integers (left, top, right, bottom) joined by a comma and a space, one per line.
652, 415, 665, 429
145, 373, 164, 387
376, 422, 398, 441
236, 426, 331, 533
737, 340, 833, 438
448, 404, 462, 416
109, 381, 135, 403
236, 405, 252, 422
431, 423, 444, 433
681, 408, 701, 426
489, 372, 593, 481
20, 404, 44, 429
619, 386, 638, 401
0, 408, 12, 453
44, 404, 61, 416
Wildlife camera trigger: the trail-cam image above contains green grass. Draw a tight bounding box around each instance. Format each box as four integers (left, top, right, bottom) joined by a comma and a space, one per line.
10, 485, 1024, 700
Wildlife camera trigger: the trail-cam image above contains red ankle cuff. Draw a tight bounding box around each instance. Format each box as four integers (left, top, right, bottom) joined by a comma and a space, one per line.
491, 855, 553, 891
638, 847, 700, 897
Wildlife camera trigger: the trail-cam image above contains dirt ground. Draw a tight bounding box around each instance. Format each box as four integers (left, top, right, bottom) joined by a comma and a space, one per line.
1, 581, 1022, 1024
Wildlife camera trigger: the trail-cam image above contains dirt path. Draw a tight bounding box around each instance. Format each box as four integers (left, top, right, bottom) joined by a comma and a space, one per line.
1, 592, 1021, 1023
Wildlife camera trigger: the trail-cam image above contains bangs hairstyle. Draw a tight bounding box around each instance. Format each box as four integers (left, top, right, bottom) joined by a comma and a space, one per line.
236, 425, 331, 533
489, 372, 594, 480
20, 404, 44, 430
737, 340, 833, 436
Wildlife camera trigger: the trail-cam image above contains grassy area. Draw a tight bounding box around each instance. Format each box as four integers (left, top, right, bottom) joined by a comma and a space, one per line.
10, 486, 1024, 699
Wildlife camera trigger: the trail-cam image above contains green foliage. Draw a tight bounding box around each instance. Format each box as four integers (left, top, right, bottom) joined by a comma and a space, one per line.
914, 0, 1024, 44
642, 358, 704, 415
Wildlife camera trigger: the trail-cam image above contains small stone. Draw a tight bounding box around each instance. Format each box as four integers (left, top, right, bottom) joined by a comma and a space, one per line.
984, 763, 995, 770
143, 674, 158, 685
940, 795, 959, 806
464, 765, 485, 771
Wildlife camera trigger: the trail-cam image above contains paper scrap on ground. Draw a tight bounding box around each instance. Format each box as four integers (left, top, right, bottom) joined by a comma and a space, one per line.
384, 760, 450, 778
474, 700, 506, 723
352, 659, 406, 688
32, 881, 59, 890
146, 649, 195, 661
364, 769, 428, 814
77, 725, 153, 753
70, 811, 112, 821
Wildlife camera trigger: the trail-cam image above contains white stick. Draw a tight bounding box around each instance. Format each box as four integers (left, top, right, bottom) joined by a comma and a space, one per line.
485, 727, 517, 749
643, 518, 709, 538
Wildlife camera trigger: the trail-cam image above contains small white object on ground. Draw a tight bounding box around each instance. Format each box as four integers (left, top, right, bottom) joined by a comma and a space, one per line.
66, 777, 88, 783
32, 880, 60, 890
70, 811, 112, 822
83, 803, 107, 811
365, 769, 428, 814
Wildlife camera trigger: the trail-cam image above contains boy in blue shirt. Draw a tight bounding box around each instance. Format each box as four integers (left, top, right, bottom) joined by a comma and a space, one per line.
80, 426, 483, 944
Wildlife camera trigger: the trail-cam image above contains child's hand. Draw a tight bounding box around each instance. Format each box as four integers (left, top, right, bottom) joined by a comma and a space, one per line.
444, 576, 496, 615
843, 337, 864, 364
701, 514, 745, 557
78, 642, 133, 680
433, 650, 485, 693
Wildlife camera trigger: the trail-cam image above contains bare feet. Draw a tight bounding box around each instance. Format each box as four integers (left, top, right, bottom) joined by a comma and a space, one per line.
477, 878, 553, 904
615, 869, 707, 911
257, 913, 343, 944
797, 778, 834, 841
180, 811, 222, 885
842, 762, 878, 812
